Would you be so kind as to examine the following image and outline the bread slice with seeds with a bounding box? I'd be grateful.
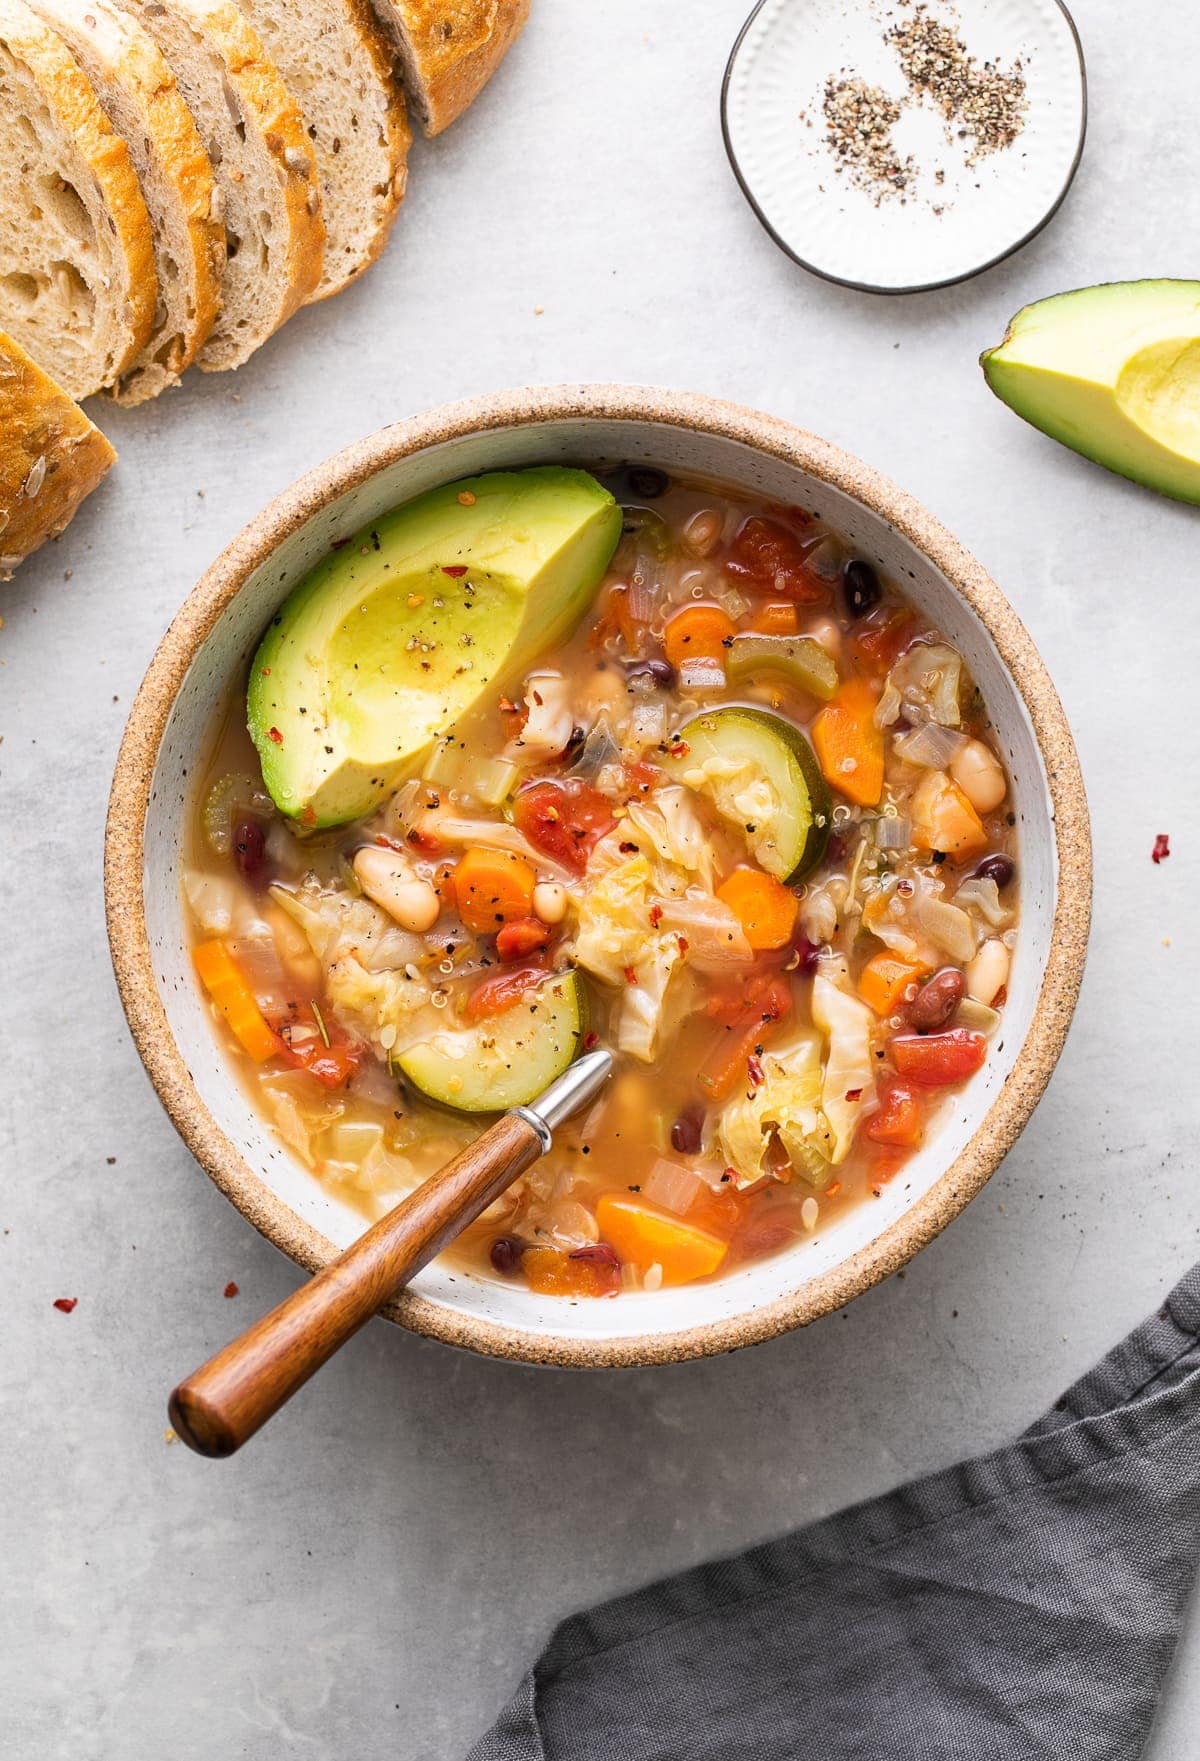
[0,0,156,398]
[0,329,116,579]
[116,0,324,369]
[26,0,223,403]
[370,0,528,136]
[234,0,409,301]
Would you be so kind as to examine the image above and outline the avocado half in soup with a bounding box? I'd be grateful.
[185,466,1019,1299]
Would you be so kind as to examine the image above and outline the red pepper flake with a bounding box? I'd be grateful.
[826,1181,842,1197]
[649,903,664,928]
[1152,833,1171,864]
[845,1087,863,1102]
[676,934,689,956]
[498,696,518,714]
[260,666,271,677]
[301,804,317,828]
[53,1297,77,1314]
[267,726,284,745]
[747,1054,765,1087]
[583,1030,599,1050]
[670,740,690,758]
[223,1281,239,1299]
[623,965,638,986]
[722,1167,737,1182]
[619,840,639,854]
[441,564,468,578]
[531,689,544,707]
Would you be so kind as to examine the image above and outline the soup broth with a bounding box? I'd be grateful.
[184,467,1019,1299]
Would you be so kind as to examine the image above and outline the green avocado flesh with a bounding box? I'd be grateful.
[248,468,622,826]
[982,279,1200,505]
[396,972,586,1112]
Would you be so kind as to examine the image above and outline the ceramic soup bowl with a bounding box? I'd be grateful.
[105,386,1091,1367]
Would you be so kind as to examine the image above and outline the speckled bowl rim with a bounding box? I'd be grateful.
[104,384,1091,1369]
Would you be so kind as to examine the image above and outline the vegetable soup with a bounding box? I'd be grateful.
[184,465,1019,1299]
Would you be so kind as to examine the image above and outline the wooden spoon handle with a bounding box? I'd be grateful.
[169,1111,543,1457]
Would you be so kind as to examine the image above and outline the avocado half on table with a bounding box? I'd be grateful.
[245,465,624,1112]
[982,279,1200,505]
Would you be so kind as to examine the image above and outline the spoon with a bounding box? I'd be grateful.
[169,1048,614,1457]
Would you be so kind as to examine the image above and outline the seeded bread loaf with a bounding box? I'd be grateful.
[0,0,156,398]
[370,0,528,136]
[26,0,223,403]
[0,330,116,578]
[116,0,324,369]
[235,0,409,301]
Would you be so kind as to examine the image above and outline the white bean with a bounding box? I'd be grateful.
[806,616,843,660]
[683,509,723,557]
[965,938,1010,1006]
[951,739,1007,814]
[353,846,440,933]
[532,881,568,925]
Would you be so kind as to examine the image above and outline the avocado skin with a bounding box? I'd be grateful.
[248,467,622,827]
[981,279,1200,506]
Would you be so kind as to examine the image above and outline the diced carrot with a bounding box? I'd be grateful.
[192,940,283,1064]
[752,600,799,635]
[716,867,798,951]
[812,677,885,807]
[495,916,551,962]
[909,770,988,861]
[662,602,736,669]
[858,951,928,1017]
[595,1196,728,1285]
[453,846,536,932]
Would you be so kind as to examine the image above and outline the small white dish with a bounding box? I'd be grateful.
[722,0,1086,293]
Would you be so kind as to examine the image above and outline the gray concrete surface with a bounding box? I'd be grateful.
[3,2,1198,1755]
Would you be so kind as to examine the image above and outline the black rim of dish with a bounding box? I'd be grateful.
[720,0,1089,296]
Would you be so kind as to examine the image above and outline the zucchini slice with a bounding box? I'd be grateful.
[396,972,587,1113]
[667,707,831,881]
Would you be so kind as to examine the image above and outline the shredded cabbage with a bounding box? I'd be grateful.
[272,882,435,1056]
[676,751,787,874]
[573,847,683,1062]
[716,1031,833,1186]
[884,642,966,728]
[811,974,875,1162]
[624,787,715,888]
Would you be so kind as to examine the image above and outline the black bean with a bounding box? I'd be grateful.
[974,853,1015,889]
[233,818,268,887]
[670,1106,705,1155]
[625,657,675,687]
[627,466,669,499]
[842,558,882,620]
[489,1236,525,1276]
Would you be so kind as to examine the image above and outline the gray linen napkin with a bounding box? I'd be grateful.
[469,1262,1200,1761]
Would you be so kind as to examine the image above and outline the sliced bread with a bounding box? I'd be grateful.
[116,0,324,369]
[0,0,156,398]
[234,0,409,301]
[26,0,223,403]
[370,0,528,136]
[0,329,116,578]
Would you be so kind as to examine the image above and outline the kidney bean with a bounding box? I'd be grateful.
[974,852,1015,889]
[625,657,675,687]
[670,1106,705,1154]
[489,1236,525,1276]
[793,936,822,975]
[233,818,268,887]
[842,559,882,619]
[907,967,965,1033]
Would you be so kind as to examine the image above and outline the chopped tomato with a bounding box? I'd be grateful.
[463,963,547,1020]
[277,1016,362,1090]
[624,758,664,795]
[495,916,552,962]
[891,1030,987,1088]
[512,779,615,873]
[864,1078,924,1147]
[724,516,827,602]
[698,974,792,1099]
[852,607,917,676]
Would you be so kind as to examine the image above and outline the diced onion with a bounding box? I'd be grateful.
[644,1157,704,1216]
[719,586,750,620]
[626,572,658,624]
[914,892,977,964]
[679,658,726,693]
[894,721,968,769]
[952,876,1010,928]
[184,871,236,935]
[630,701,667,749]
[873,815,912,851]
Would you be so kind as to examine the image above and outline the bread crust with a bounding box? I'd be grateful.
[304,0,410,301]
[172,0,325,346]
[372,0,528,136]
[27,0,224,401]
[0,330,116,579]
[0,0,156,393]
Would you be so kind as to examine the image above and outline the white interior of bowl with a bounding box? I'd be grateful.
[143,417,1055,1344]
